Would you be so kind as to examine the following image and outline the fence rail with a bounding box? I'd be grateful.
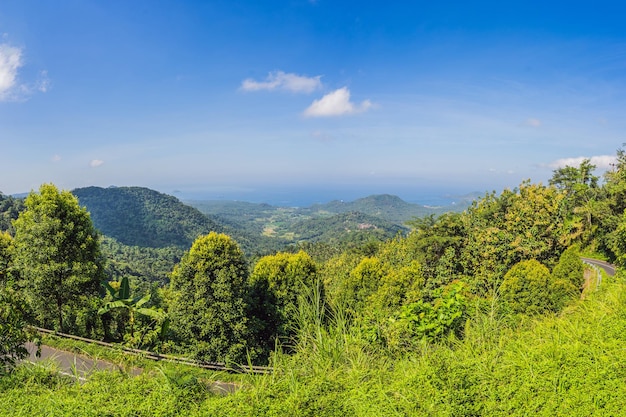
[33,326,273,374]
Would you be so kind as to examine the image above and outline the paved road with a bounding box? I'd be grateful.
[25,342,141,381]
[581,257,616,277]
[24,343,239,394]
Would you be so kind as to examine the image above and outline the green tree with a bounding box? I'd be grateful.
[169,232,254,364]
[249,251,318,346]
[343,256,386,315]
[601,147,626,259]
[0,289,34,374]
[552,246,584,291]
[369,260,423,312]
[461,182,566,295]
[405,212,466,282]
[550,159,605,246]
[603,147,626,216]
[503,181,565,265]
[12,184,104,333]
[608,209,626,267]
[461,189,516,295]
[0,232,12,285]
[500,259,571,315]
[319,251,363,309]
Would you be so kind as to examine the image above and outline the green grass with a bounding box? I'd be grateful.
[3,278,626,416]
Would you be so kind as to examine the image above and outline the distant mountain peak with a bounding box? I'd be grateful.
[355,194,408,204]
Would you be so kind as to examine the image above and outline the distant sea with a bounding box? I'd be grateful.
[174,185,484,208]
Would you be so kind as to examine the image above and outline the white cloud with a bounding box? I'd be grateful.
[51,154,61,162]
[0,41,49,100]
[0,43,23,99]
[523,118,542,127]
[240,71,322,93]
[547,155,616,170]
[303,87,372,117]
[90,159,104,168]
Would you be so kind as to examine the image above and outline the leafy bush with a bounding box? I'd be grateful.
[249,251,319,348]
[388,281,468,348]
[552,246,584,290]
[0,289,32,374]
[500,259,573,315]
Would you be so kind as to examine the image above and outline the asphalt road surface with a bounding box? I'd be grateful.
[24,342,140,381]
[581,257,616,277]
[24,342,239,394]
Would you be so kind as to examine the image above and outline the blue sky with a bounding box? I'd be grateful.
[1,0,625,204]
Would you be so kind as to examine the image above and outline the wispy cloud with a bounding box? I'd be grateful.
[303,87,372,117]
[51,154,62,162]
[90,159,104,168]
[36,70,51,93]
[547,155,616,170]
[0,43,22,100]
[0,41,50,100]
[523,118,542,127]
[240,71,322,93]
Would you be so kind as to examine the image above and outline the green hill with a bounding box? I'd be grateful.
[289,211,405,244]
[72,186,226,249]
[307,193,468,225]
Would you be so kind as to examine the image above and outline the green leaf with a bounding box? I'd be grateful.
[135,293,151,308]
[136,307,164,320]
[119,276,130,300]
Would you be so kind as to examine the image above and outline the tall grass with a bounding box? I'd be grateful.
[3,278,626,416]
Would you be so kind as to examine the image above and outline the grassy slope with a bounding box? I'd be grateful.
[2,277,626,416]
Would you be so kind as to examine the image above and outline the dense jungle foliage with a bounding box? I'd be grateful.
[2,148,626,415]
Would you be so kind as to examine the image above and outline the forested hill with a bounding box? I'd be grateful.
[0,192,24,234]
[289,211,405,245]
[72,186,227,249]
[306,193,471,225]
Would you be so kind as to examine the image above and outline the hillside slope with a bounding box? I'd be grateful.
[72,186,226,249]
[290,211,405,244]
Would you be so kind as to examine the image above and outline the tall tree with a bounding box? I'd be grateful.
[169,232,254,363]
[461,182,566,295]
[0,231,12,285]
[600,147,626,258]
[550,159,604,246]
[604,147,626,216]
[12,184,104,332]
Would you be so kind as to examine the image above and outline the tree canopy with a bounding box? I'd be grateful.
[12,184,104,333]
[169,232,255,363]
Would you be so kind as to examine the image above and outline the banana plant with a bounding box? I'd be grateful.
[98,277,165,338]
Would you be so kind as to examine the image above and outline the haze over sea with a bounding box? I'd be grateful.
[175,184,474,208]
